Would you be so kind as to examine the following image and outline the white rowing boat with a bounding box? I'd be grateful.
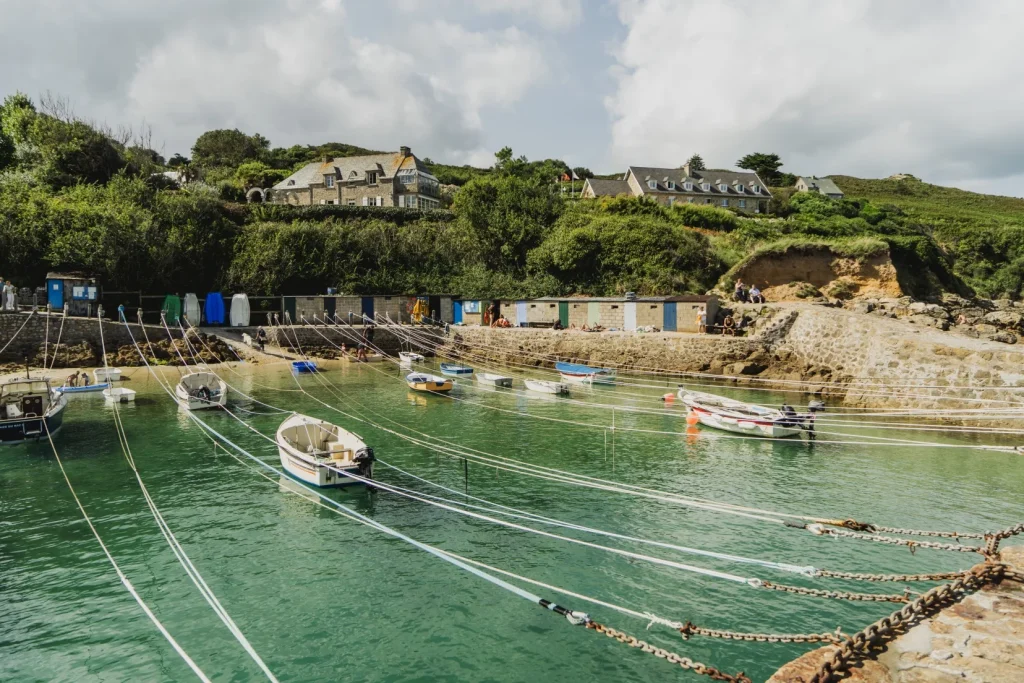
[477,373,513,388]
[103,387,136,404]
[175,371,228,411]
[524,379,569,395]
[678,389,814,438]
[555,362,616,385]
[276,413,374,487]
[398,352,425,363]
[93,367,122,383]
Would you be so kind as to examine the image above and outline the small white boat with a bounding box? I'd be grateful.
[175,371,228,410]
[406,372,453,393]
[183,293,201,324]
[276,413,374,487]
[440,363,473,377]
[229,293,251,327]
[477,373,513,388]
[103,387,136,404]
[524,379,569,395]
[93,367,122,383]
[678,389,813,438]
[399,352,425,363]
[556,362,616,385]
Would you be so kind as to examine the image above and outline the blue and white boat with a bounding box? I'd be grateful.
[440,363,473,377]
[56,382,111,395]
[0,376,67,444]
[292,360,319,374]
[555,361,617,385]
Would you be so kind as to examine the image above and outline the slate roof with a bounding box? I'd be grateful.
[627,166,771,196]
[272,151,432,190]
[582,178,631,197]
[800,176,844,196]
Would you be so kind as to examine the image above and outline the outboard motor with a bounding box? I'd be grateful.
[807,400,826,413]
[355,447,376,481]
[196,385,212,402]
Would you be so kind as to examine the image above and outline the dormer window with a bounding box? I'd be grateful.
[287,179,295,186]
[735,184,744,193]
[647,180,657,190]
[684,181,693,191]
[752,185,761,194]
[701,182,710,191]
[665,180,675,190]
[324,175,335,188]
[349,171,358,179]
[718,183,728,192]
[366,171,377,185]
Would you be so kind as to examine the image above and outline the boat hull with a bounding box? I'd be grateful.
[278,448,364,487]
[554,363,616,385]
[524,379,569,395]
[686,405,804,438]
[0,401,65,444]
[408,379,453,393]
[56,383,111,395]
[175,381,228,411]
[440,364,473,377]
[398,352,424,363]
[93,368,122,382]
[477,374,513,388]
[104,388,136,404]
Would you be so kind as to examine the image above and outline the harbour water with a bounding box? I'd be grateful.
[2,360,1021,682]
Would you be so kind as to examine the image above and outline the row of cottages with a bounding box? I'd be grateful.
[283,294,456,325]
[267,146,442,210]
[581,162,771,213]
[462,296,718,333]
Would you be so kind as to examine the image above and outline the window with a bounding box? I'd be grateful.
[718,183,728,192]
[611,305,619,309]
[686,198,694,203]
[349,171,358,179]
[668,196,675,206]
[377,197,384,207]
[362,197,369,206]
[752,185,761,193]
[706,199,713,204]
[647,180,657,190]
[665,181,675,190]
[735,184,744,193]
[366,172,377,185]
[287,179,295,186]
[684,182,693,191]
[720,199,729,207]
[738,199,746,209]
[347,199,356,206]
[325,175,335,188]
[701,182,710,191]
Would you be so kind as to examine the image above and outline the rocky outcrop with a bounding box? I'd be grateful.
[844,294,1024,344]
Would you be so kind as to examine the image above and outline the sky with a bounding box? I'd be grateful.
[2,0,1024,196]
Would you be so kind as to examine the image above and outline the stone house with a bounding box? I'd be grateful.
[581,164,770,212]
[268,146,441,209]
[579,178,632,199]
[795,176,844,199]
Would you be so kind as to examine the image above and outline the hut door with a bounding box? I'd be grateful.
[558,302,569,328]
[361,297,374,323]
[587,302,600,326]
[453,300,463,324]
[663,302,677,331]
[516,301,528,327]
[324,296,336,321]
[624,302,637,331]
[48,281,64,310]
[284,297,296,324]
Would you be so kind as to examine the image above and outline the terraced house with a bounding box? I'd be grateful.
[581,162,771,213]
[268,146,441,209]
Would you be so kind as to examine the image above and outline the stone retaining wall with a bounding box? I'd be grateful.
[265,324,403,354]
[0,312,185,360]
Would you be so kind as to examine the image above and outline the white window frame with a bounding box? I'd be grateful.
[324,175,335,188]
[735,184,744,193]
[752,185,761,194]
[647,180,657,190]
[668,196,675,206]
[366,171,377,185]
[738,199,746,209]
[362,197,369,206]
[665,181,675,190]
[377,197,384,207]
[701,182,710,191]
[684,182,692,191]
[347,199,356,206]
[718,183,728,192]
[720,198,729,207]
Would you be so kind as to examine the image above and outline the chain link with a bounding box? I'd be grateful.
[810,561,1007,683]
[871,525,985,539]
[815,569,967,583]
[814,526,982,553]
[586,620,751,683]
[678,622,845,644]
[758,580,910,603]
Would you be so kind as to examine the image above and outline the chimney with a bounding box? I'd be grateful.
[682,163,691,178]
[322,154,331,164]
[399,146,411,157]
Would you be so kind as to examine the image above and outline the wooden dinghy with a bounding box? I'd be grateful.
[678,389,817,438]
[524,379,569,395]
[406,372,453,393]
[476,373,513,388]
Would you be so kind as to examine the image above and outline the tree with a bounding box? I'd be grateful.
[167,153,190,168]
[685,154,705,172]
[736,152,783,184]
[0,92,38,169]
[572,167,594,180]
[493,146,529,177]
[191,129,269,169]
[235,161,287,189]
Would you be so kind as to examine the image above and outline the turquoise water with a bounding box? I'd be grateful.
[2,360,1022,682]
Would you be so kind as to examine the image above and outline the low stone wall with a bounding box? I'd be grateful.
[769,546,1024,683]
[264,324,403,355]
[0,311,186,360]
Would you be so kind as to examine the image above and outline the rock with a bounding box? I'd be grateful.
[988,332,1018,344]
[974,324,999,335]
[745,349,770,364]
[726,362,766,375]
[851,302,876,315]
[907,315,949,330]
[993,298,1014,310]
[954,307,986,324]
[983,310,1024,329]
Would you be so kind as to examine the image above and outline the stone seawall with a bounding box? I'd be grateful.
[0,311,186,360]
[265,324,403,354]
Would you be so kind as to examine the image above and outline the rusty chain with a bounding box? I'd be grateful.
[678,622,845,645]
[758,580,911,603]
[586,620,751,683]
[814,569,967,583]
[870,525,984,539]
[811,525,982,553]
[809,561,1012,683]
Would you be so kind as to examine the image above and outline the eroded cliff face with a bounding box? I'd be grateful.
[729,247,903,301]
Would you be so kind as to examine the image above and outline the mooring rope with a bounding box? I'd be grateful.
[0,310,34,358]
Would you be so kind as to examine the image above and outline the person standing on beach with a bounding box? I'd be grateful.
[4,280,15,311]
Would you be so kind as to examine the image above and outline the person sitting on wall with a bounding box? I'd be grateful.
[723,314,736,336]
[749,285,763,304]
[552,319,564,330]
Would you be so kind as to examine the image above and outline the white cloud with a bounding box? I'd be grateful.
[606,0,1024,184]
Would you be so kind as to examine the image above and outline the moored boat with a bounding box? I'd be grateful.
[476,373,513,388]
[524,378,569,395]
[103,387,136,404]
[56,382,110,395]
[406,372,453,393]
[0,377,67,444]
[398,352,424,363]
[555,362,617,385]
[276,413,375,487]
[175,371,228,410]
[440,362,473,377]
[292,360,318,373]
[678,389,814,438]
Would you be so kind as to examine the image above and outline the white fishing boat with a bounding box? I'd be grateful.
[276,413,374,487]
[678,389,815,438]
[398,352,425,363]
[555,362,617,385]
[0,376,67,444]
[476,373,513,388]
[406,372,453,393]
[103,387,136,404]
[93,367,122,383]
[524,378,569,395]
[175,371,228,410]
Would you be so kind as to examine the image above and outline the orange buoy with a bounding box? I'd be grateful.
[686,411,699,426]
[662,393,674,404]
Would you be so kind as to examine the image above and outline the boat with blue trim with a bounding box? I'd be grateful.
[292,360,319,373]
[0,376,67,444]
[440,363,473,377]
[555,361,617,385]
